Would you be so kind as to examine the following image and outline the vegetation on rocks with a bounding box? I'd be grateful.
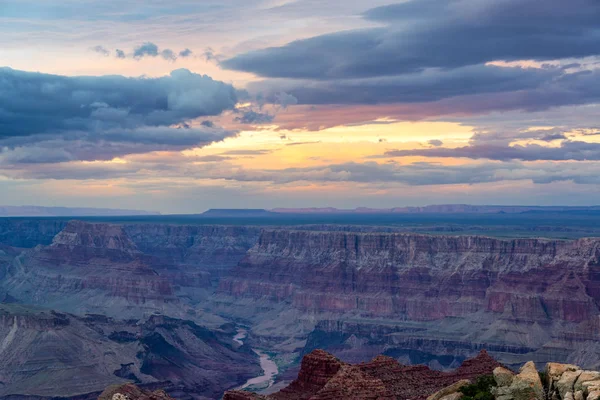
[459,375,497,400]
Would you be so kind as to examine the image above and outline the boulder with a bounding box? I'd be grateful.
[546,363,582,390]
[427,379,470,400]
[583,381,600,395]
[565,392,575,400]
[575,390,585,400]
[588,391,600,400]
[494,367,516,387]
[557,370,583,399]
[494,361,544,400]
[575,372,600,393]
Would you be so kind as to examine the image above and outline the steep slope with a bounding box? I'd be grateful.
[0,304,259,399]
[219,230,600,368]
[223,349,502,400]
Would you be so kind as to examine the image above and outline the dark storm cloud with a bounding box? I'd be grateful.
[0,67,241,165]
[384,141,600,162]
[0,67,238,139]
[224,0,600,80]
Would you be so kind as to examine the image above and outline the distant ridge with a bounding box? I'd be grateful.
[202,209,276,217]
[271,204,600,214]
[0,206,159,217]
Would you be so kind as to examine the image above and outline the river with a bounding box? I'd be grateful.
[234,329,279,391]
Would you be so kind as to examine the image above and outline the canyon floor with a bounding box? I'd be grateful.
[0,212,600,398]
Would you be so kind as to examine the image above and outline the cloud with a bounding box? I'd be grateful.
[272,64,558,104]
[0,125,235,165]
[0,68,241,165]
[92,45,109,56]
[427,140,443,147]
[235,110,274,124]
[0,67,238,139]
[224,0,600,80]
[468,128,570,146]
[221,0,600,118]
[133,42,160,58]
[174,160,600,187]
[108,42,191,61]
[220,149,272,156]
[160,49,177,62]
[179,48,193,58]
[384,140,600,161]
[194,155,232,162]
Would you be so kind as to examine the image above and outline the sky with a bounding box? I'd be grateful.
[2,0,600,213]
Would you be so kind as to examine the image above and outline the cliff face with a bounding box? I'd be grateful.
[123,224,261,286]
[221,230,600,321]
[219,230,600,368]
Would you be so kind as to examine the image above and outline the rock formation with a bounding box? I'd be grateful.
[543,362,600,400]
[492,361,544,400]
[224,349,502,400]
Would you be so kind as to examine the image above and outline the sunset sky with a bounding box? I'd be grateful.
[2,0,600,213]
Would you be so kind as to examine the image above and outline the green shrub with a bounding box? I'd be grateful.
[460,375,497,400]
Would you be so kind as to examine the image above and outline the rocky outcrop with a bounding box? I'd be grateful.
[220,230,600,368]
[98,384,174,400]
[225,349,502,400]
[544,363,600,400]
[491,361,600,400]
[493,361,544,400]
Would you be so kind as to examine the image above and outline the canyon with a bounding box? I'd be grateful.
[0,218,600,398]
